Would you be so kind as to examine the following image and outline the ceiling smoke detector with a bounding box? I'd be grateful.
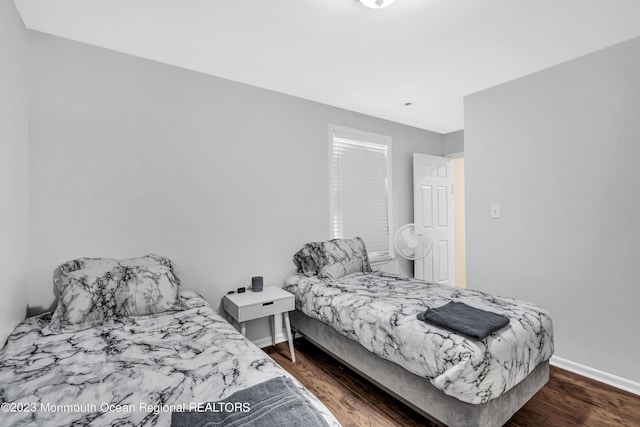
[358,0,396,9]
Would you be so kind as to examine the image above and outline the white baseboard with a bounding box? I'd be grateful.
[550,356,640,396]
[253,333,287,349]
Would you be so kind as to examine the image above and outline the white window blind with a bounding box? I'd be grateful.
[329,126,392,262]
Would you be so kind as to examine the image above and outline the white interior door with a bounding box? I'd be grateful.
[413,153,454,285]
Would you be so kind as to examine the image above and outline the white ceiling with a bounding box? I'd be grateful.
[14,0,640,133]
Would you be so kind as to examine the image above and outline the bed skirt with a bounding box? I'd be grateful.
[290,310,549,427]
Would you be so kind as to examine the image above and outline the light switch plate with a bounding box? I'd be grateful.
[490,204,501,218]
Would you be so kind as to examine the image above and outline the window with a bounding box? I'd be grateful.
[329,125,393,263]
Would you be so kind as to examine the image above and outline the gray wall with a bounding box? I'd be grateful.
[28,32,443,341]
[465,36,640,383]
[443,130,464,156]
[0,0,29,344]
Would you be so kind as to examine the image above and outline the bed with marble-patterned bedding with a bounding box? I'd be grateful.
[285,271,553,404]
[286,238,554,426]
[0,255,339,427]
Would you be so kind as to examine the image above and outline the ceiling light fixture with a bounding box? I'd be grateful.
[358,0,395,9]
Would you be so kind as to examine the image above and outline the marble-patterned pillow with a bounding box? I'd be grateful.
[47,254,183,334]
[307,237,373,280]
[55,254,181,291]
[54,257,120,292]
[118,265,183,316]
[45,268,125,334]
[120,254,181,286]
[292,247,319,276]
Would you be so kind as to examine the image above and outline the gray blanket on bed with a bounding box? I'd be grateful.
[171,376,330,427]
[417,301,510,340]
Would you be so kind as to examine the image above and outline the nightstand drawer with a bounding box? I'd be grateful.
[234,297,294,322]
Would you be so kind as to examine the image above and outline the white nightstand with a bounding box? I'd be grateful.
[222,286,296,363]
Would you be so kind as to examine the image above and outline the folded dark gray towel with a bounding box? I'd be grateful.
[417,301,510,340]
[171,376,330,427]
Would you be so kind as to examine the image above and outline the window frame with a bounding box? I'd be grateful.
[328,124,394,264]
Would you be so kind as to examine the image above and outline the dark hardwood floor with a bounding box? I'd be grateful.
[264,338,640,427]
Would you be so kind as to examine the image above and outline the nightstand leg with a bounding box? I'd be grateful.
[240,322,247,336]
[271,315,276,346]
[283,312,295,363]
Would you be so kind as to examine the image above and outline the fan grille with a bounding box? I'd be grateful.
[393,224,433,260]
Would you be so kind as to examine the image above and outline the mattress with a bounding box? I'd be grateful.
[0,290,339,427]
[284,271,554,404]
